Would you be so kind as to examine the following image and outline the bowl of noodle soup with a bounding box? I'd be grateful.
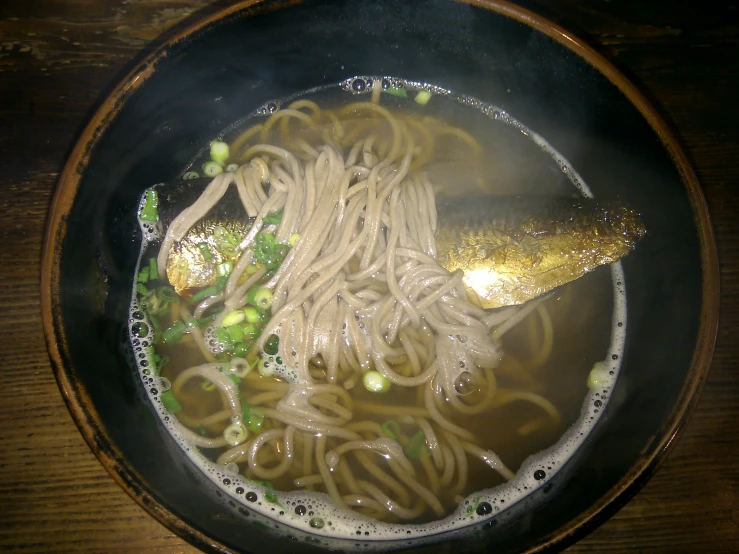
[41,1,718,552]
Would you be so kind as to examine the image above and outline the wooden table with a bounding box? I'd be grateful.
[1,1,737,552]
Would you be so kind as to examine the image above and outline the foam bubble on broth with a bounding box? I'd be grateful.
[128,77,627,543]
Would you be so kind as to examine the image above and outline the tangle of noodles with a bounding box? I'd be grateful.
[152,99,564,524]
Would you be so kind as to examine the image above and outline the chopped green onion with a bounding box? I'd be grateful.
[227,373,241,386]
[216,261,233,277]
[162,320,186,344]
[414,90,433,105]
[142,294,167,317]
[216,327,233,346]
[222,309,246,327]
[149,257,158,279]
[136,283,152,297]
[156,286,178,303]
[137,267,150,283]
[254,288,273,310]
[289,233,300,247]
[154,355,169,375]
[160,390,181,413]
[404,431,426,459]
[243,306,260,324]
[258,357,274,377]
[219,245,239,258]
[264,491,280,505]
[201,380,216,391]
[139,189,159,222]
[210,141,230,163]
[197,243,212,261]
[263,209,284,225]
[253,479,273,489]
[190,276,228,304]
[227,324,244,343]
[223,422,248,446]
[381,420,402,440]
[195,425,209,436]
[225,231,241,246]
[225,163,239,172]
[257,232,277,246]
[466,497,481,515]
[263,334,279,355]
[183,171,200,180]
[248,407,265,431]
[194,313,217,327]
[385,87,407,98]
[253,232,283,268]
[203,160,223,177]
[588,362,611,389]
[363,371,391,393]
[241,323,257,340]
[233,342,251,357]
[255,306,270,323]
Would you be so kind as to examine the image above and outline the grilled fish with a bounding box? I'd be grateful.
[166,218,251,297]
[156,178,253,298]
[435,195,645,309]
[160,175,644,307]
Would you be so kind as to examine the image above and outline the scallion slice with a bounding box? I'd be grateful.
[197,242,212,261]
[404,431,426,459]
[381,420,402,440]
[216,261,233,277]
[160,390,181,413]
[203,160,223,177]
[223,422,248,446]
[385,87,407,98]
[414,90,433,105]
[156,286,178,303]
[210,140,230,163]
[139,190,159,222]
[243,306,260,324]
[136,283,152,297]
[263,209,284,225]
[162,320,186,344]
[248,407,265,431]
[363,371,391,393]
[254,287,273,310]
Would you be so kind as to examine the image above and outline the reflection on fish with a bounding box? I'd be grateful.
[435,195,645,309]
[166,218,251,297]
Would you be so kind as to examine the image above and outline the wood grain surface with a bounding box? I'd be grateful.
[1,1,737,552]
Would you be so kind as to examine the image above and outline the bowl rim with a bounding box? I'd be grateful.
[40,0,720,552]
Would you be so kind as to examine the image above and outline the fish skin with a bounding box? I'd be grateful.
[166,218,251,297]
[156,178,253,297]
[435,196,645,309]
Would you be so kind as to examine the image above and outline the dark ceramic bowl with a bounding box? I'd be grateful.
[41,0,719,552]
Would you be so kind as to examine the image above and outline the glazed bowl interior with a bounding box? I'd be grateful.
[42,0,717,553]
